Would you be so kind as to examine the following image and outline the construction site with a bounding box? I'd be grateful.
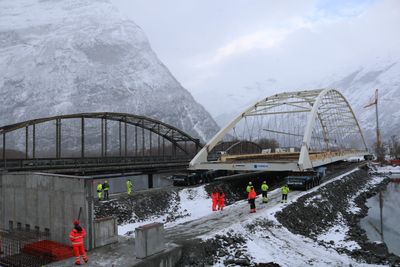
[0,90,399,266]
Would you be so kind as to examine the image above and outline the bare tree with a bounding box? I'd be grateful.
[375,141,386,162]
[388,135,400,159]
[257,138,279,151]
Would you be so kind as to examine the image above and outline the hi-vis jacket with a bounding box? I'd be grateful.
[69,227,86,246]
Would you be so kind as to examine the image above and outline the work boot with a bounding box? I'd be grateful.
[75,262,81,265]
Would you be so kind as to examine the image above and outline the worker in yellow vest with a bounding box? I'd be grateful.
[97,182,103,201]
[281,184,289,203]
[126,179,133,195]
[261,181,269,203]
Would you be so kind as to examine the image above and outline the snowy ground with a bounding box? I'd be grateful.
[118,185,213,236]
[372,165,400,174]
[117,167,392,266]
[206,170,387,267]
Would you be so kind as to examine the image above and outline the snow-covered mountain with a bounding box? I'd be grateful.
[213,58,400,147]
[0,0,219,143]
[325,59,400,145]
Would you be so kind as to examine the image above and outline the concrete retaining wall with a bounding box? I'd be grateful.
[133,243,182,267]
[92,174,173,195]
[0,172,90,247]
[135,223,165,259]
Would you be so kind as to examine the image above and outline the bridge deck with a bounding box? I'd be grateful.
[192,150,367,172]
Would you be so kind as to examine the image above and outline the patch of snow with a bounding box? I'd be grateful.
[317,215,361,251]
[347,174,386,214]
[375,165,400,174]
[118,185,213,236]
[304,194,322,206]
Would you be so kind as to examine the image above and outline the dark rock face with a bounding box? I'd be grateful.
[0,0,219,147]
[276,168,400,265]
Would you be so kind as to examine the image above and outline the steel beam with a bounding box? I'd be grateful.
[124,120,127,157]
[101,118,104,157]
[32,124,36,159]
[25,126,28,159]
[81,117,85,158]
[2,133,5,164]
[142,120,145,156]
[119,120,122,157]
[104,118,108,157]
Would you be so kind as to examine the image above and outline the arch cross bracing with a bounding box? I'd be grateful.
[0,112,202,161]
[190,89,368,172]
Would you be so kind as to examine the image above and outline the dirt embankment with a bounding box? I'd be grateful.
[94,173,283,226]
[94,188,181,226]
[276,168,400,266]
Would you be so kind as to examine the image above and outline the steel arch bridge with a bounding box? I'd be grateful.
[0,112,202,171]
[190,89,368,172]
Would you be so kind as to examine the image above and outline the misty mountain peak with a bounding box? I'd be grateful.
[0,0,219,142]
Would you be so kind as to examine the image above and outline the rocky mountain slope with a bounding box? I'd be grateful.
[0,0,219,143]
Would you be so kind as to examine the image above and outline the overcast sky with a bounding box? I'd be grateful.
[111,0,400,119]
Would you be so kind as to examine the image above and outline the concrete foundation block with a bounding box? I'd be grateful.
[94,216,118,248]
[135,222,165,259]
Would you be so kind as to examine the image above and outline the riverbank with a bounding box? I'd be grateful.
[276,167,400,266]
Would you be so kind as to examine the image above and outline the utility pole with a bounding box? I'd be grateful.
[364,89,383,161]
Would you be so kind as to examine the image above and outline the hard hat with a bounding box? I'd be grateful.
[73,220,80,225]
[263,181,266,183]
[105,180,108,183]
[249,182,252,185]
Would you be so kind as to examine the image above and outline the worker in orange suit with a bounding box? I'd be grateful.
[211,190,219,211]
[248,186,257,213]
[218,190,225,211]
[69,220,88,265]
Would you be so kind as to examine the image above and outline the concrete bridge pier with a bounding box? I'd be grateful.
[148,173,153,189]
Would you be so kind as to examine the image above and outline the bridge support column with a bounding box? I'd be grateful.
[2,133,5,168]
[148,173,153,189]
[25,126,28,159]
[32,124,36,159]
[81,117,85,158]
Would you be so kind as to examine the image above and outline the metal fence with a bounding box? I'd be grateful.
[0,228,52,267]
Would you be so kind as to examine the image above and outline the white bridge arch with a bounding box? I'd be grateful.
[190,89,368,172]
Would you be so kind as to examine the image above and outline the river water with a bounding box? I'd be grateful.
[359,173,400,256]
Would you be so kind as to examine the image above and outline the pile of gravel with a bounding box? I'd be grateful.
[276,168,400,265]
[175,231,251,267]
[94,188,181,225]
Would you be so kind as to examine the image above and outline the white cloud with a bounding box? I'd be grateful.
[111,0,400,119]
[196,29,289,68]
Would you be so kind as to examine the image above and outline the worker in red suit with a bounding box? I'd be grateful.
[248,186,257,213]
[211,190,219,211]
[69,220,88,265]
[218,190,225,211]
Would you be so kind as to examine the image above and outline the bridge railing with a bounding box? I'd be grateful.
[0,155,194,170]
